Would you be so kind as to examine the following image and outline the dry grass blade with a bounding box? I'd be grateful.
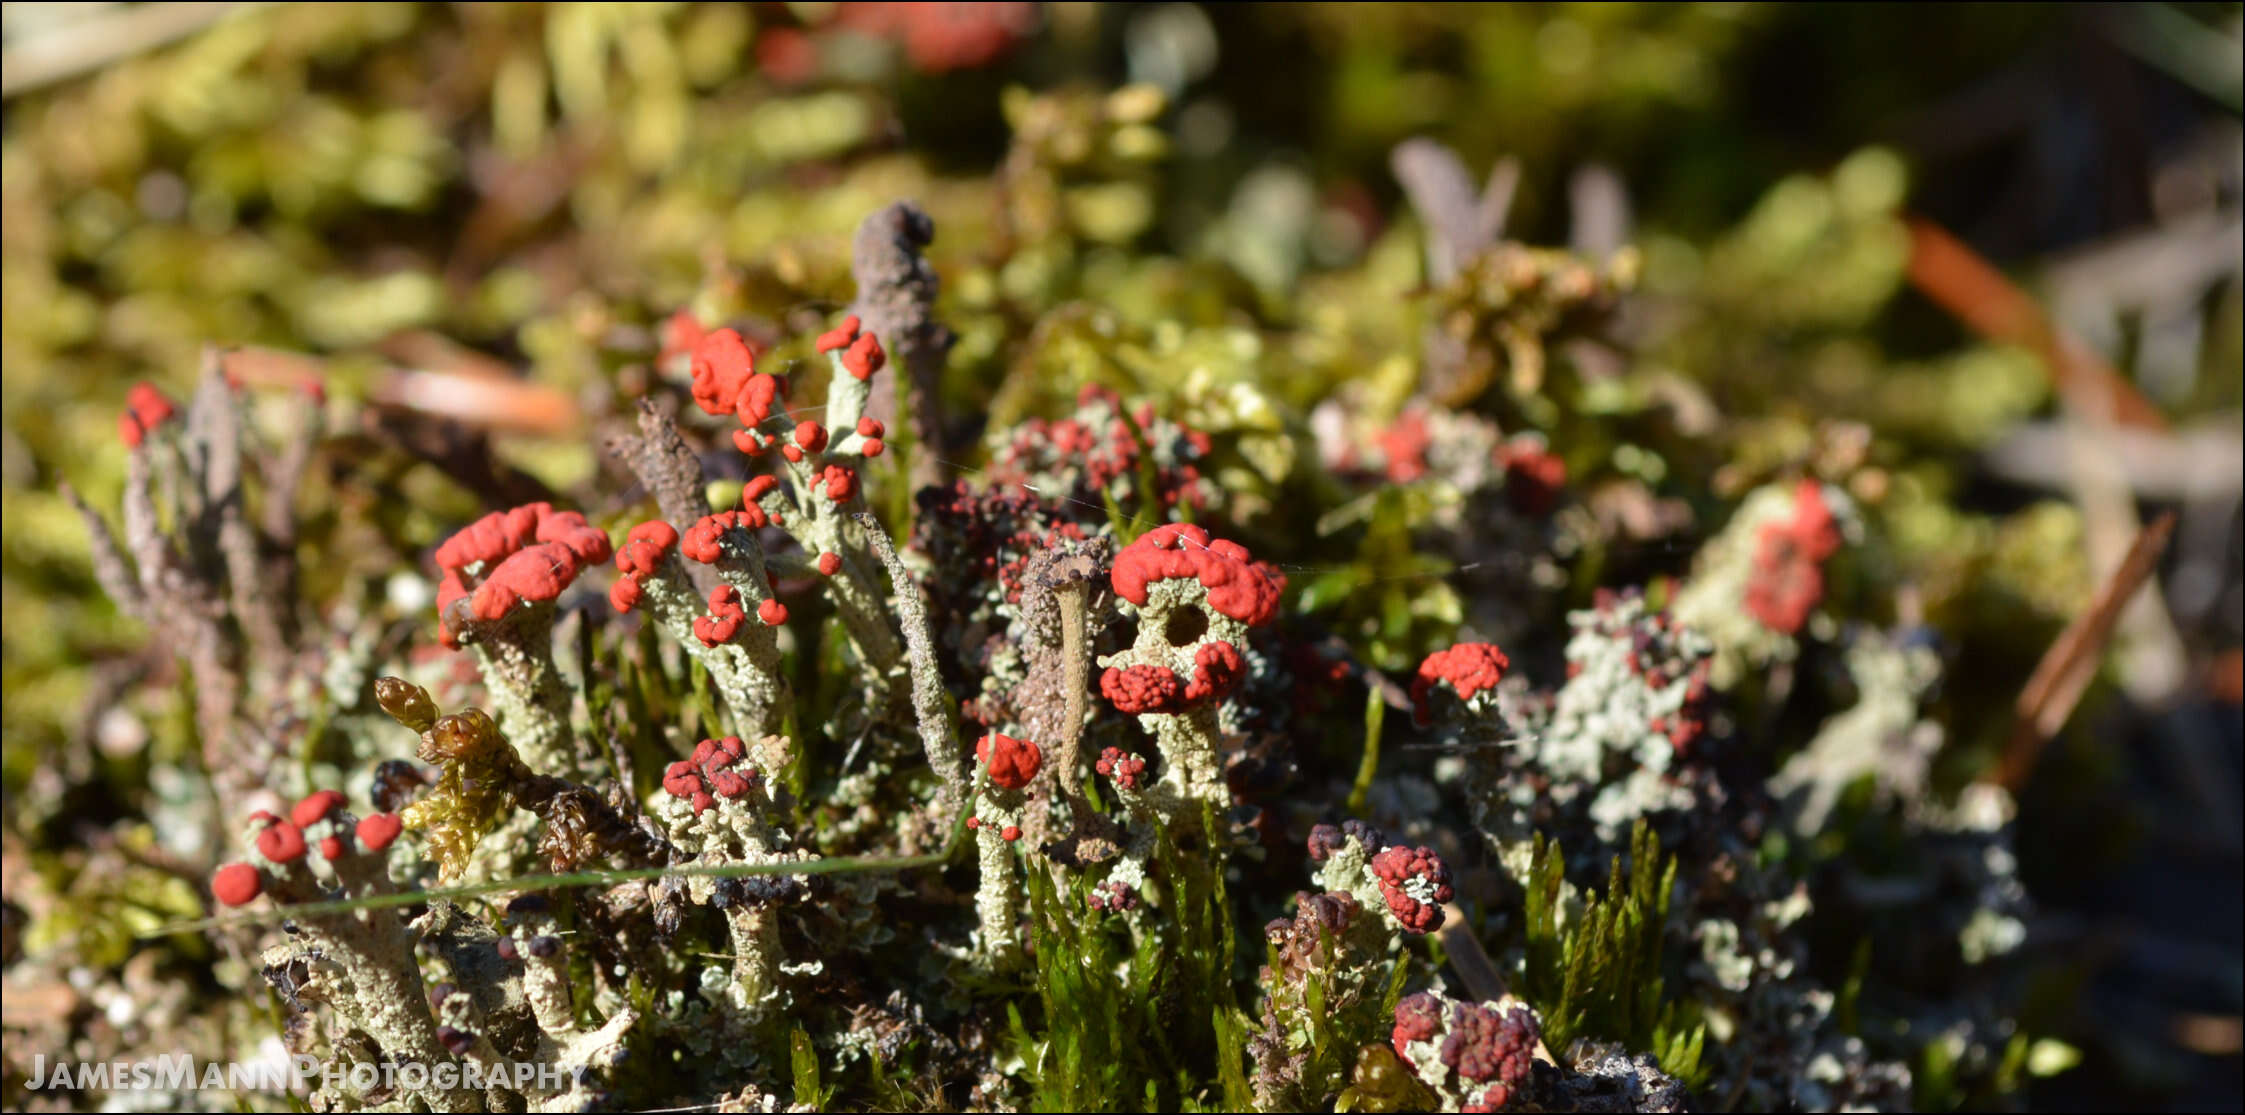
[1994,510,2178,791]
[370,368,581,435]
[1,2,261,98]
[1904,216,2168,431]
[225,344,582,435]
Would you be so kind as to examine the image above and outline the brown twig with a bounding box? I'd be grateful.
[1903,216,2167,431]
[847,202,956,493]
[1993,510,2177,791]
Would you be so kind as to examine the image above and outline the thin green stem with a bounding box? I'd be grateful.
[138,805,972,941]
[1346,684,1385,815]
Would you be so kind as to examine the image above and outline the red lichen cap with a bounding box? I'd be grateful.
[794,421,829,453]
[532,509,613,566]
[1111,524,1286,627]
[609,576,644,612]
[212,862,263,907]
[291,789,347,828]
[734,371,785,431]
[624,519,680,560]
[611,519,681,614]
[127,382,176,426]
[820,464,859,503]
[1095,746,1147,791]
[119,382,179,447]
[1379,409,1431,484]
[1496,437,1567,517]
[681,516,727,564]
[681,509,770,564]
[662,736,761,813]
[660,309,708,363]
[1100,663,1184,715]
[757,597,789,626]
[1392,991,1443,1057]
[433,503,611,639]
[816,552,842,577]
[256,821,309,864]
[841,332,886,380]
[434,503,545,573]
[1183,640,1248,703]
[1442,1002,1538,1096]
[856,417,884,439]
[815,314,861,354]
[469,542,585,621]
[1410,642,1511,726]
[1369,844,1453,934]
[356,812,404,852]
[974,732,1043,790]
[694,585,748,646]
[1745,480,1844,635]
[690,328,758,417]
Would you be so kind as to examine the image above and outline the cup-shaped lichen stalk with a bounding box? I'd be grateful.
[610,514,794,737]
[211,791,478,1112]
[690,321,905,709]
[651,734,810,1023]
[432,502,612,779]
[1096,524,1285,835]
[965,731,1042,967]
[496,894,639,1092]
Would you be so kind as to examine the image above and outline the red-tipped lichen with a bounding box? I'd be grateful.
[119,382,178,447]
[1411,642,1511,726]
[975,732,1042,790]
[1496,436,1566,517]
[841,332,886,380]
[1095,746,1147,791]
[356,812,404,851]
[1368,844,1452,933]
[1183,640,1248,703]
[433,503,611,644]
[611,519,681,613]
[291,789,347,828]
[1101,663,1184,715]
[690,328,759,417]
[1745,479,1844,635]
[661,736,763,814]
[256,821,308,863]
[212,861,262,907]
[815,314,861,353]
[1111,523,1285,627]
[695,585,748,646]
